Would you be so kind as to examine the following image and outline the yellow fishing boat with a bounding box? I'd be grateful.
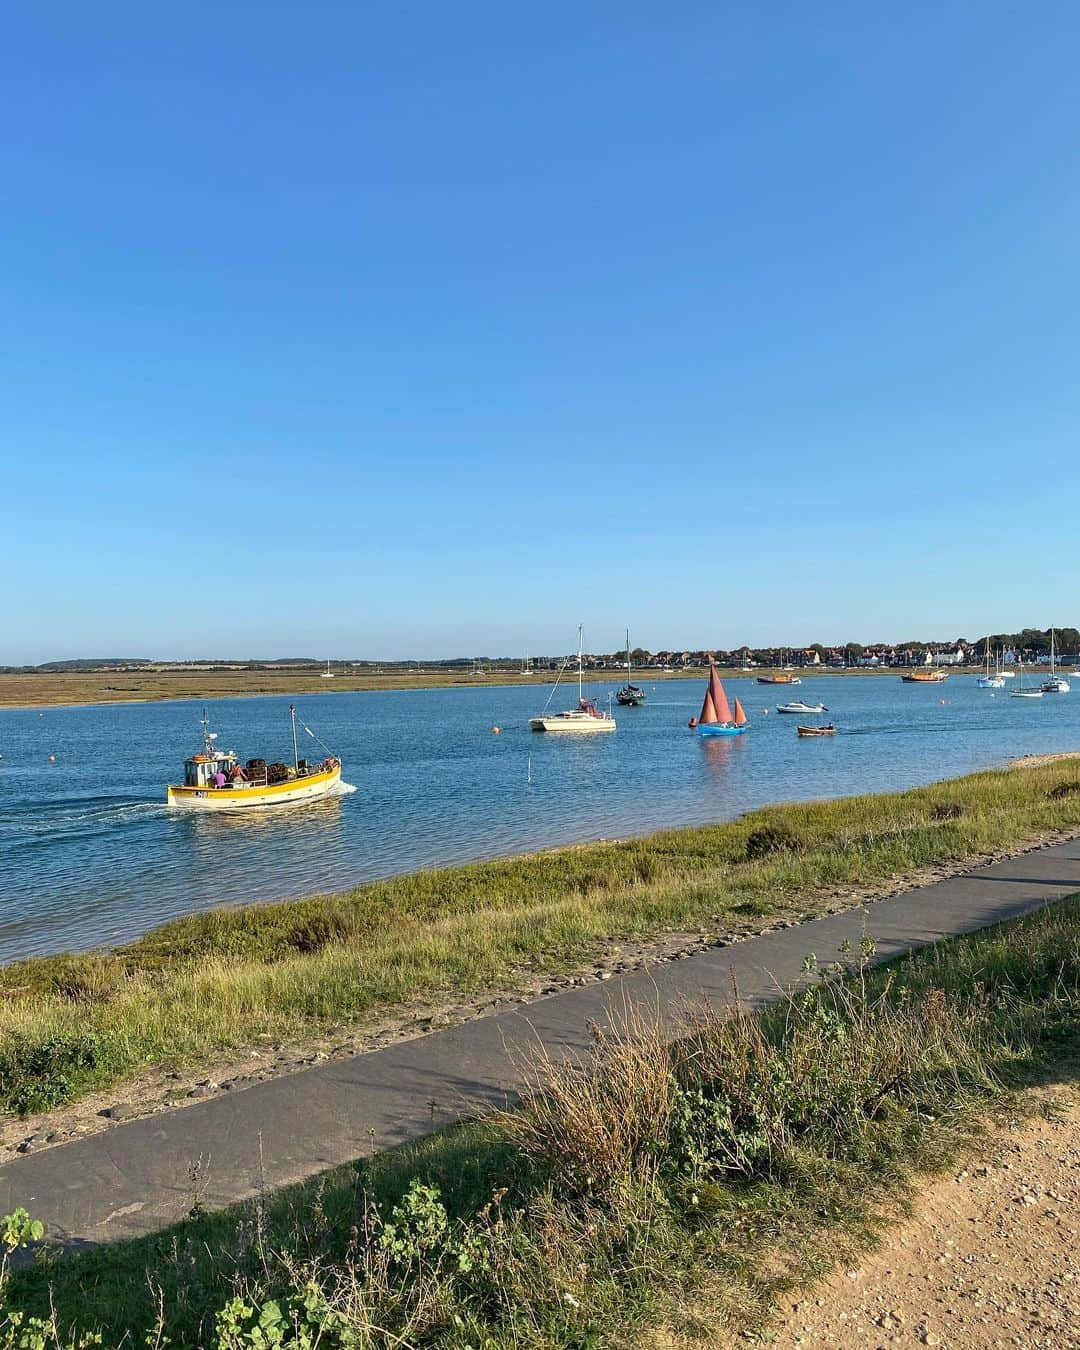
[166,705,342,810]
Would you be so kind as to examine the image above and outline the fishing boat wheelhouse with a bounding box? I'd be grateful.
[166,706,342,809]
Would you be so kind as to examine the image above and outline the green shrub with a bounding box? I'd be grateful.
[744,824,801,859]
[0,1034,104,1116]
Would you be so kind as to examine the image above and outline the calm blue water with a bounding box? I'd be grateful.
[1,675,1079,962]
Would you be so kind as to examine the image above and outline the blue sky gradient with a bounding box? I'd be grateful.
[5,3,1079,661]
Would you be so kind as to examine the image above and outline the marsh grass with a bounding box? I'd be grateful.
[3,896,1079,1347]
[2,762,1080,1118]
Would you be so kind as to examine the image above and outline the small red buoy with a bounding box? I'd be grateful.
[688,716,698,729]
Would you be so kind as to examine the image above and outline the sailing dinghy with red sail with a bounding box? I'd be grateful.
[692,667,749,737]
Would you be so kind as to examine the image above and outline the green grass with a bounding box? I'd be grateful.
[2,760,1080,1119]
[2,893,1078,1347]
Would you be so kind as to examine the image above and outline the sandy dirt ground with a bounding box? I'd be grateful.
[769,1080,1080,1349]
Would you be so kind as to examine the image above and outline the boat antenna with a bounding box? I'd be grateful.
[201,707,214,756]
[290,703,299,772]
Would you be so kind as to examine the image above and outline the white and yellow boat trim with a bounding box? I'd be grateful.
[166,705,344,811]
[167,761,341,810]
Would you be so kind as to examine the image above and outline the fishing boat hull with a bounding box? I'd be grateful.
[796,725,837,737]
[697,723,747,737]
[757,675,800,685]
[167,763,342,810]
[901,673,948,683]
[529,713,616,733]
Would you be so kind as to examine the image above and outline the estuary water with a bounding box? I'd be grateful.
[2,674,1079,962]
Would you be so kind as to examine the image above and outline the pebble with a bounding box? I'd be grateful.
[99,1103,137,1121]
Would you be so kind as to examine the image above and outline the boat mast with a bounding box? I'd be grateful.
[578,624,584,704]
[289,703,299,771]
[626,627,632,685]
[201,707,214,756]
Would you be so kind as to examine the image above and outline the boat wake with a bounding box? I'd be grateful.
[1,798,167,848]
[334,780,358,796]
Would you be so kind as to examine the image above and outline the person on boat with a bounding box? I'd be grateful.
[212,769,227,788]
[230,763,247,784]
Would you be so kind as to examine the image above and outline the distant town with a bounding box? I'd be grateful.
[7,627,1079,675]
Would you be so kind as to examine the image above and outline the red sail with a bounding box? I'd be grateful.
[699,687,718,724]
[733,696,747,726]
[709,668,733,724]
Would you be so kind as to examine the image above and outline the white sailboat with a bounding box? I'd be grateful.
[321,659,335,679]
[1040,628,1070,694]
[976,640,1004,689]
[529,626,616,733]
[1010,652,1044,699]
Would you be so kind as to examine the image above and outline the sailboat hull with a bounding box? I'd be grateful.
[529,712,616,732]
[697,723,747,737]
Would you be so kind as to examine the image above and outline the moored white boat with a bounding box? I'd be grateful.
[1010,654,1043,699]
[976,639,1005,688]
[167,706,343,809]
[1040,628,1070,694]
[776,700,827,714]
[530,626,616,733]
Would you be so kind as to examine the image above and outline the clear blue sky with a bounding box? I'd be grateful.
[5,3,1079,662]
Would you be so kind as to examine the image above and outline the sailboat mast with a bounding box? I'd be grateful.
[626,627,631,683]
[290,703,299,772]
[578,624,584,703]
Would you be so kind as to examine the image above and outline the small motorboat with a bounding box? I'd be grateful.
[757,673,801,685]
[796,724,837,737]
[776,700,828,714]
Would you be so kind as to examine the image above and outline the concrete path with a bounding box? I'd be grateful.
[3,837,1080,1246]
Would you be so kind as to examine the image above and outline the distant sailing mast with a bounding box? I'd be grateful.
[693,666,749,736]
[1041,627,1070,694]
[616,627,646,706]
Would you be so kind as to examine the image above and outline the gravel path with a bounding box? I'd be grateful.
[770,1080,1080,1348]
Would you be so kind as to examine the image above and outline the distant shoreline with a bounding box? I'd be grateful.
[0,664,977,711]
